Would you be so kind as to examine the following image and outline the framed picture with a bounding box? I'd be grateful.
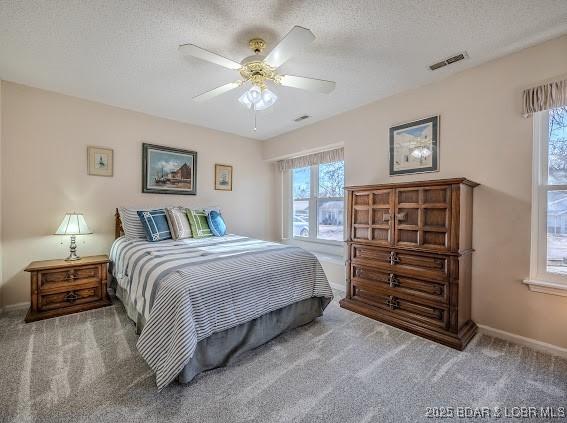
[142,143,197,195]
[215,164,233,191]
[87,146,113,177]
[389,116,439,176]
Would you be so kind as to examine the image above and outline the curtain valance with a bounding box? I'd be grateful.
[277,147,344,172]
[522,78,567,116]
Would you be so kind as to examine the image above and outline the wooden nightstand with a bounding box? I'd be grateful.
[24,255,112,323]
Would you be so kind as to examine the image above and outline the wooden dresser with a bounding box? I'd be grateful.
[25,255,111,322]
[339,178,478,350]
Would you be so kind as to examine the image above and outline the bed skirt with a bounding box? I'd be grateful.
[111,278,325,384]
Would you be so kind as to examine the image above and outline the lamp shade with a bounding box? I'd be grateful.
[55,213,92,235]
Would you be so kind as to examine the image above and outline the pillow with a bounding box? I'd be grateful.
[207,210,227,236]
[165,207,193,240]
[118,207,147,239]
[186,209,213,238]
[137,209,172,242]
[203,207,221,215]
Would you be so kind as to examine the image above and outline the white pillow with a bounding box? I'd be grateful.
[165,207,193,240]
[118,207,151,240]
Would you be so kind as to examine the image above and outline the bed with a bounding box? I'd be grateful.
[109,210,333,390]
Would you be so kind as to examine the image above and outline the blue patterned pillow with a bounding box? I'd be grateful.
[137,209,172,242]
[207,210,226,236]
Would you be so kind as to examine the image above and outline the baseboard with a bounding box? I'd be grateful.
[478,324,567,359]
[1,301,30,314]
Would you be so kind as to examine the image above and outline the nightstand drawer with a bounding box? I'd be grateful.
[38,286,102,311]
[39,265,100,292]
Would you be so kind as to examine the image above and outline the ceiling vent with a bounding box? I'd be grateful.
[294,115,311,122]
[429,52,468,71]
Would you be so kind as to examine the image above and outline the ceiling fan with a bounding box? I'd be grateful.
[178,26,336,115]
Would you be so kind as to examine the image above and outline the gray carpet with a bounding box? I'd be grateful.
[1,294,566,423]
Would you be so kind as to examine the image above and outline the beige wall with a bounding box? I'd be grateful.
[1,82,277,307]
[263,35,567,349]
[0,81,3,308]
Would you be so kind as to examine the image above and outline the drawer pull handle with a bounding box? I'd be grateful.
[388,273,400,288]
[396,212,407,222]
[388,251,400,265]
[65,271,77,281]
[64,291,80,302]
[355,268,363,277]
[385,295,399,310]
[382,213,391,222]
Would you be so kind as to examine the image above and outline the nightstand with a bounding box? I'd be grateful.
[24,255,112,322]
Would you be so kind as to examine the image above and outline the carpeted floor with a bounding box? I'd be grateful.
[1,293,566,423]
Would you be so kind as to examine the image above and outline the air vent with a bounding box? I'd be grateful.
[294,115,311,122]
[429,52,468,71]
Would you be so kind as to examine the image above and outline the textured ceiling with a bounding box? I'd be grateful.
[1,0,567,140]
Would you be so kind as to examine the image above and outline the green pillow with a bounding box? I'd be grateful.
[186,209,213,238]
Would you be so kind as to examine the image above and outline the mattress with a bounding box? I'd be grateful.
[109,235,333,389]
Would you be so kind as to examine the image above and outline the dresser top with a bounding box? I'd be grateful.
[345,177,479,191]
[25,255,109,272]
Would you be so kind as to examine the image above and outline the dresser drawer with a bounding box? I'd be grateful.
[351,284,449,330]
[38,286,102,311]
[39,265,101,292]
[351,264,448,305]
[351,244,449,282]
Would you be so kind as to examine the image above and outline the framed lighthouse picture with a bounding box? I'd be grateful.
[215,164,233,191]
[142,143,197,195]
[87,146,113,177]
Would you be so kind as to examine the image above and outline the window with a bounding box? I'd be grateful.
[529,106,567,291]
[292,161,344,242]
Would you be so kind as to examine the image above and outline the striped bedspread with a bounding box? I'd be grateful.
[109,235,333,390]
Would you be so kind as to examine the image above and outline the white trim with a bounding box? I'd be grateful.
[286,237,344,258]
[523,278,567,297]
[289,162,345,245]
[478,324,567,359]
[528,109,567,288]
[1,301,30,314]
[291,236,343,247]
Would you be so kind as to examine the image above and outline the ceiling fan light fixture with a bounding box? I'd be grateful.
[238,86,278,111]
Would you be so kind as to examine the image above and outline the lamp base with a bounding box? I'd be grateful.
[65,252,81,261]
[65,235,81,261]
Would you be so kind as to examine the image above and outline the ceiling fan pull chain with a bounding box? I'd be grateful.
[253,106,257,132]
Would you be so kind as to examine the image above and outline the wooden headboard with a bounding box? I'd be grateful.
[115,208,124,239]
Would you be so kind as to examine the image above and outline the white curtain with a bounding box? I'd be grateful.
[277,147,344,172]
[522,78,567,117]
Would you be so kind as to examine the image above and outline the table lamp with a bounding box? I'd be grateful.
[55,212,92,261]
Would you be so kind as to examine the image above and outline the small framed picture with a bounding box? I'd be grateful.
[389,116,439,176]
[87,146,113,177]
[215,164,233,191]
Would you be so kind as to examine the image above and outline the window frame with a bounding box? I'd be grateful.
[526,109,567,294]
[290,162,345,246]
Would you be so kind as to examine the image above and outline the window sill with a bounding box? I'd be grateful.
[522,279,567,297]
[291,236,343,247]
[284,237,344,257]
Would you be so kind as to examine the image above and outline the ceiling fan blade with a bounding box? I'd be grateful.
[179,44,241,70]
[193,81,242,102]
[280,75,336,94]
[264,26,315,68]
